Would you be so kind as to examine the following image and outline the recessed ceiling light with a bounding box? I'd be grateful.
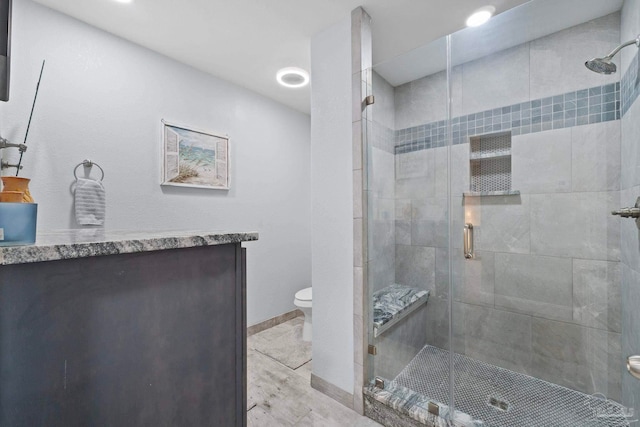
[466,6,495,27]
[113,0,133,4]
[276,67,309,88]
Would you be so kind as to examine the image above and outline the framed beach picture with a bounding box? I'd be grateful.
[161,120,230,190]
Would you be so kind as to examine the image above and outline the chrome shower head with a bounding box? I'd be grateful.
[585,57,617,74]
[585,35,640,74]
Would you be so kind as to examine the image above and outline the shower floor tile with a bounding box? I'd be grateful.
[392,345,631,427]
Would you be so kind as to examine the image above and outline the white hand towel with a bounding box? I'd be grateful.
[74,177,106,226]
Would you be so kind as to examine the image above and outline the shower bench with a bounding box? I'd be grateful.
[373,284,430,337]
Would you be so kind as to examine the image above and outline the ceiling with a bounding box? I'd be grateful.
[375,0,624,86]
[32,0,529,114]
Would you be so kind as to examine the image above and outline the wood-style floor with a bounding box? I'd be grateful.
[247,317,382,426]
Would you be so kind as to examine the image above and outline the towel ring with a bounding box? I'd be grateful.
[73,159,105,181]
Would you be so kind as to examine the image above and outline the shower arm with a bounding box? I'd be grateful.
[603,35,640,60]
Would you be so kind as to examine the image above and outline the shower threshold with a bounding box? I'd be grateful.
[366,345,631,427]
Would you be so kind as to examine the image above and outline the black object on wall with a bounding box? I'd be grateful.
[0,0,10,101]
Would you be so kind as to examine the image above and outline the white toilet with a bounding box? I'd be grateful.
[294,287,312,342]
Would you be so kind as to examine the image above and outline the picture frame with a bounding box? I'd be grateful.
[161,120,230,190]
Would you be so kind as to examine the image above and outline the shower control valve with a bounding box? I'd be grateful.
[612,197,640,218]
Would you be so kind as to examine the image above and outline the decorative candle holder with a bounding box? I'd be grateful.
[1,176,34,202]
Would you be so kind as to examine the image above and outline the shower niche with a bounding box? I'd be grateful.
[465,131,520,197]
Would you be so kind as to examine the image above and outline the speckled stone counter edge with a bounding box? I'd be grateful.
[0,231,258,265]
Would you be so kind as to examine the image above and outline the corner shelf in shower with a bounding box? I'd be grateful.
[373,284,429,338]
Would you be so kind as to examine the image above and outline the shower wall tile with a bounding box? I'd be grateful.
[529,13,620,100]
[395,199,412,247]
[463,304,532,375]
[354,266,364,320]
[621,97,640,189]
[530,192,620,261]
[622,264,640,411]
[450,196,466,251]
[607,331,622,403]
[352,71,365,123]
[450,144,470,196]
[395,244,435,291]
[372,71,396,130]
[620,186,640,273]
[394,71,448,130]
[395,176,432,203]
[354,218,364,268]
[462,191,481,220]
[572,259,621,333]
[475,194,530,254]
[494,253,573,322]
[374,305,428,380]
[450,66,464,120]
[395,221,411,246]
[411,198,448,248]
[434,248,450,300]
[371,121,396,154]
[353,121,362,171]
[370,220,394,262]
[571,120,621,192]
[395,199,412,221]
[452,250,495,308]
[369,251,395,294]
[621,0,640,75]
[393,83,413,130]
[621,0,640,121]
[434,147,449,198]
[424,297,466,353]
[395,149,435,195]
[371,148,395,199]
[511,128,572,194]
[353,170,363,219]
[530,318,618,397]
[461,44,530,116]
[371,198,394,221]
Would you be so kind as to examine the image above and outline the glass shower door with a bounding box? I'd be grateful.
[448,1,630,425]
[366,35,454,418]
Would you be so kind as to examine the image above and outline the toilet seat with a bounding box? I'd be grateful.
[295,287,312,302]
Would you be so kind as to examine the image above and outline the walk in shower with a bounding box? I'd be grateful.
[364,0,640,425]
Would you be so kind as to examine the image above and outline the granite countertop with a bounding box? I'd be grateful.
[0,229,258,266]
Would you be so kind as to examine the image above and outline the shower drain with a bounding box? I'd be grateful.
[487,396,510,412]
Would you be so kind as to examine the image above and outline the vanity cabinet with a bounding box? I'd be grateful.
[0,231,256,427]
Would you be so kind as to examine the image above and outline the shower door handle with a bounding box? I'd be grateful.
[464,223,474,259]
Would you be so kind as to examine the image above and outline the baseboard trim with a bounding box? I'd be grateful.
[247,309,302,336]
[311,373,354,410]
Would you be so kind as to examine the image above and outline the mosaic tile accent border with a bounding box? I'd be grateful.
[395,83,620,155]
[621,49,640,116]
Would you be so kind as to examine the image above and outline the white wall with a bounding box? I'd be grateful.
[0,0,312,327]
[310,16,354,393]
